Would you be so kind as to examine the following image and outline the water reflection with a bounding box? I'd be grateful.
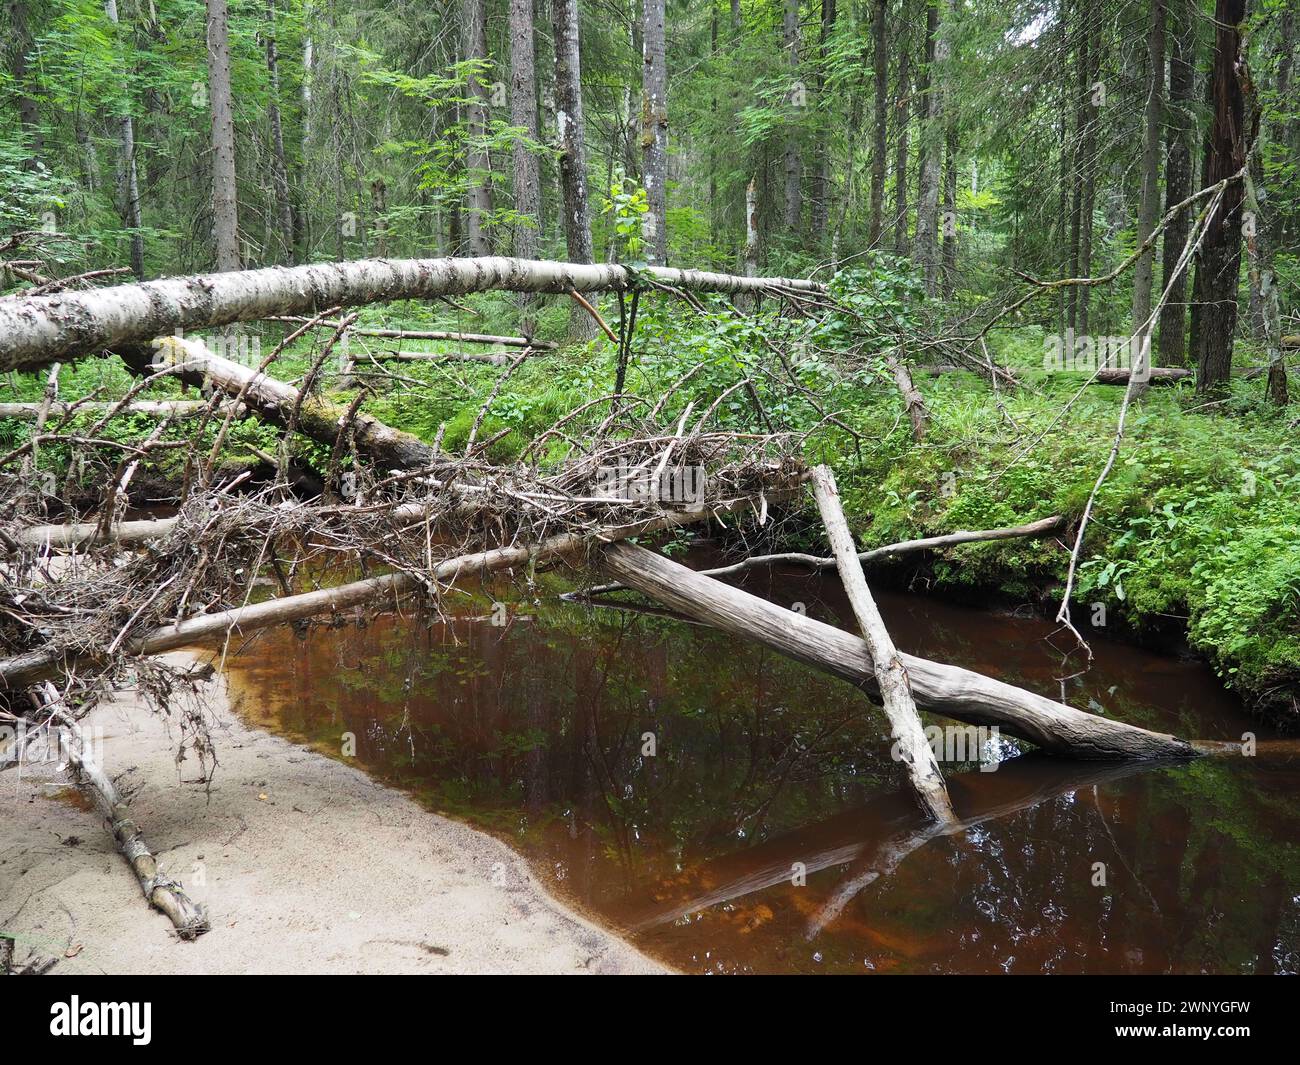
[217,558,1300,974]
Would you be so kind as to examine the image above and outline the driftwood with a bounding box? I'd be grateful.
[31,683,209,939]
[0,495,773,690]
[0,256,825,370]
[269,316,553,348]
[810,466,954,823]
[596,541,1197,760]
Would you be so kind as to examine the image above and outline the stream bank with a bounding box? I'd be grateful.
[0,652,666,975]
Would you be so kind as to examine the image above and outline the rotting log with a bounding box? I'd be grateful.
[1092,367,1192,385]
[0,495,776,690]
[32,683,210,939]
[0,256,825,370]
[596,541,1198,760]
[133,335,439,471]
[810,465,955,822]
[916,364,1192,385]
[367,350,514,366]
[268,316,554,348]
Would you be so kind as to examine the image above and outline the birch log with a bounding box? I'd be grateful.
[137,335,438,470]
[0,257,825,370]
[0,400,217,419]
[271,316,554,348]
[34,684,210,938]
[810,466,955,822]
[596,541,1197,760]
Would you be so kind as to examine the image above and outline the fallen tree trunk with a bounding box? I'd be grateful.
[270,316,554,348]
[33,683,210,939]
[596,541,1197,760]
[0,256,825,370]
[811,466,954,822]
[0,400,218,420]
[365,350,514,366]
[0,495,773,690]
[134,335,439,471]
[916,365,1192,385]
[1092,367,1192,385]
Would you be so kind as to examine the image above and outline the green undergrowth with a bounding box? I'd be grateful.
[3,278,1296,724]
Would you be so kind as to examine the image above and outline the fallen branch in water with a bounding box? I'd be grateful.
[596,541,1197,760]
[0,493,783,690]
[811,465,955,822]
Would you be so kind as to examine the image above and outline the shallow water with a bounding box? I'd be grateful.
[217,551,1300,974]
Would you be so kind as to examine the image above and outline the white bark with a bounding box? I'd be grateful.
[810,466,955,822]
[596,541,1197,760]
[0,257,824,370]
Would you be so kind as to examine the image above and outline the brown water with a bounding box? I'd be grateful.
[216,553,1300,974]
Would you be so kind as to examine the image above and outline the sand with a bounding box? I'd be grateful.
[0,654,666,975]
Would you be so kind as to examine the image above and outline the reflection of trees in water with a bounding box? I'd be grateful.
[221,572,1300,975]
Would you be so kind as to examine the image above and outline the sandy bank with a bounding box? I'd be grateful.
[0,654,666,974]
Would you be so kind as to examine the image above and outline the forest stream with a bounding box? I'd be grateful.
[214,548,1300,975]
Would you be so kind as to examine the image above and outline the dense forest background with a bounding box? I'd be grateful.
[2,0,1296,377]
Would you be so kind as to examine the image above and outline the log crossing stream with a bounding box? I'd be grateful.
[215,551,1300,975]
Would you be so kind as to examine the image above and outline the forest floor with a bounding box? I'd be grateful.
[0,651,667,975]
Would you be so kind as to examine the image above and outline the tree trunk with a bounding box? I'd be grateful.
[941,126,957,295]
[132,336,441,471]
[205,0,241,271]
[7,0,43,166]
[892,4,912,257]
[264,0,295,264]
[1157,0,1194,365]
[0,258,824,370]
[868,0,888,245]
[1131,0,1166,350]
[597,543,1197,760]
[463,0,493,256]
[104,0,146,279]
[914,0,943,294]
[782,0,803,233]
[810,0,837,246]
[743,176,761,278]
[1191,0,1249,394]
[509,0,541,334]
[641,0,669,264]
[552,0,598,338]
